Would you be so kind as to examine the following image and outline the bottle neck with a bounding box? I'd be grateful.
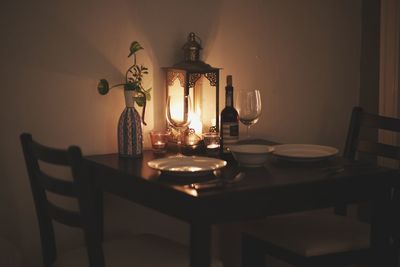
[225,87,233,107]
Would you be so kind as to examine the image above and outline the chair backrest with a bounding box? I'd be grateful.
[335,107,400,217]
[344,106,400,161]
[20,133,104,267]
[339,107,400,260]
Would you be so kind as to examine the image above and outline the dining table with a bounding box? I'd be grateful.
[84,147,398,267]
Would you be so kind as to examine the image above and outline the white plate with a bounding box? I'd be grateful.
[272,144,338,162]
[147,156,227,177]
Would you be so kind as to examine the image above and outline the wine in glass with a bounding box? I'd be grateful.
[236,89,262,139]
[166,95,192,156]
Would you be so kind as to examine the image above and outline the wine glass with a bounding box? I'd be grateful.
[166,95,192,156]
[236,89,262,139]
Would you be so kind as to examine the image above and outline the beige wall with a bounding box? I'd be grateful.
[0,0,361,266]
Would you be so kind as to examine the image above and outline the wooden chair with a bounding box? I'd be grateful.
[20,133,222,267]
[240,106,400,267]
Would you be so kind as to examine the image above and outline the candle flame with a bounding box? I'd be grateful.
[189,110,202,134]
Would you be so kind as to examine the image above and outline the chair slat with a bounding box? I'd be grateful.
[357,140,400,160]
[31,141,70,165]
[36,170,77,197]
[362,112,400,132]
[47,202,82,228]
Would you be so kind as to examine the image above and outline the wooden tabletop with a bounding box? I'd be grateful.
[84,150,395,224]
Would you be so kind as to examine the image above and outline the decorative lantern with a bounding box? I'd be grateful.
[164,32,220,141]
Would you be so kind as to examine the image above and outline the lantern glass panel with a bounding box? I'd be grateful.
[190,75,217,133]
[165,68,219,136]
[167,78,185,121]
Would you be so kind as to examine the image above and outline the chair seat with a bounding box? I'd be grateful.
[244,213,370,257]
[54,233,222,267]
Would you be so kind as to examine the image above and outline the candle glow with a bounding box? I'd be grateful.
[207,143,219,149]
[189,110,202,134]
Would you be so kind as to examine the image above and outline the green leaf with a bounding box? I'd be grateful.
[97,79,109,95]
[134,95,146,106]
[124,83,139,91]
[128,41,143,57]
[144,92,151,101]
[144,87,152,101]
[134,65,140,73]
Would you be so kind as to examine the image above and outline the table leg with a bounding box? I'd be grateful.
[190,223,212,267]
[370,182,396,267]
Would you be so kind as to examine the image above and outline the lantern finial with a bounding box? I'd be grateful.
[183,32,202,62]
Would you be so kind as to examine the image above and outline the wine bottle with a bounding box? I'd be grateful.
[220,75,239,155]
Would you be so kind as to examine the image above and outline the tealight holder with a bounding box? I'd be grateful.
[149,131,169,154]
[203,132,220,155]
[180,128,202,155]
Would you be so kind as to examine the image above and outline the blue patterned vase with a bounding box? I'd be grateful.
[118,90,143,158]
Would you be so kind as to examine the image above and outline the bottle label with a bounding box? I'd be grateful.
[222,122,239,153]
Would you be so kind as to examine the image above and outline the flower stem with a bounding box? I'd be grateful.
[125,64,135,83]
[110,83,126,89]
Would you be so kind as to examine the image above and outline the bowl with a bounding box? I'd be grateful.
[230,144,274,167]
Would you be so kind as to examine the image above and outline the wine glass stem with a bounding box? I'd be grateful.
[176,129,183,156]
[246,126,250,139]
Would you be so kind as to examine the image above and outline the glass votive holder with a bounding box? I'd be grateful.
[202,132,220,155]
[149,131,169,154]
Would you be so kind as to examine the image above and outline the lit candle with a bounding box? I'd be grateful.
[149,131,169,154]
[203,132,220,155]
[186,136,199,146]
[153,141,166,149]
[207,143,219,149]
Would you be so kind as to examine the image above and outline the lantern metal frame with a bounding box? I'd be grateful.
[164,32,220,149]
